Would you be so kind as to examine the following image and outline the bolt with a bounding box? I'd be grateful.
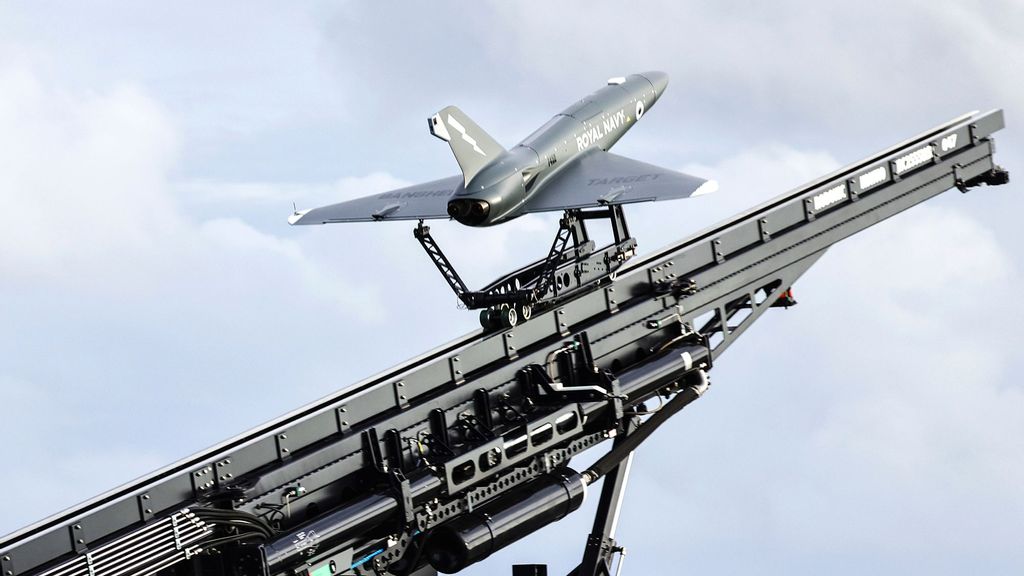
[142,494,150,500]
[399,395,406,401]
[282,448,290,454]
[279,434,287,440]
[340,407,347,413]
[342,421,349,426]
[77,539,84,544]
[145,508,153,514]
[73,525,81,531]
[397,382,405,387]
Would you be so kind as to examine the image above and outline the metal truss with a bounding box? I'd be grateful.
[0,110,1008,576]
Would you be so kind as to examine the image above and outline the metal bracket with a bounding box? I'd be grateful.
[604,287,619,313]
[190,465,215,495]
[384,428,405,473]
[170,514,183,551]
[449,356,464,385]
[803,197,816,221]
[555,308,570,336]
[388,470,414,527]
[69,522,88,554]
[503,332,518,360]
[889,159,902,182]
[276,431,291,459]
[336,405,351,435]
[455,414,494,442]
[363,428,388,474]
[473,388,494,430]
[84,553,96,576]
[954,163,967,192]
[393,380,409,409]
[429,408,452,448]
[711,238,725,263]
[137,493,156,521]
[214,457,234,487]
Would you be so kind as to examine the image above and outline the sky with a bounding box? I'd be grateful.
[1,1,1022,574]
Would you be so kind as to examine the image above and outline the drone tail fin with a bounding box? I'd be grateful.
[428,105,505,186]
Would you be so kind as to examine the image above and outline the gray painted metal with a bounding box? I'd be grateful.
[289,72,713,227]
[0,109,1006,576]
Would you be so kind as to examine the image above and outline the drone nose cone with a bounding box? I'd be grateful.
[641,71,669,96]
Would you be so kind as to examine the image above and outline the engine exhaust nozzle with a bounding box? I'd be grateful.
[447,199,491,225]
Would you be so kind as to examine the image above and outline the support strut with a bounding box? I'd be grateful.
[570,421,638,576]
[413,206,637,329]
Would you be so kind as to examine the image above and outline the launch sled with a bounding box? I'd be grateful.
[415,203,637,330]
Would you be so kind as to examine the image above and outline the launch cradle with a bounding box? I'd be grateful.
[0,110,1009,576]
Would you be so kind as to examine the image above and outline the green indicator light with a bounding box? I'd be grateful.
[310,565,332,576]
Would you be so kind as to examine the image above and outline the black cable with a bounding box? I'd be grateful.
[193,507,274,529]
[199,532,267,550]
[584,373,708,483]
[392,530,434,576]
[193,508,276,539]
[202,516,274,538]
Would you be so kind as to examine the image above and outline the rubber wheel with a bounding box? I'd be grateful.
[479,309,497,330]
[504,307,518,328]
[518,303,532,322]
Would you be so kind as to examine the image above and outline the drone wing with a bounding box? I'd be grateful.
[521,150,716,214]
[289,176,462,225]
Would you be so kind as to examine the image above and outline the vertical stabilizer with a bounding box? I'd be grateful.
[429,105,505,185]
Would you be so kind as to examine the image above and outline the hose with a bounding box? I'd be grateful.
[583,370,709,484]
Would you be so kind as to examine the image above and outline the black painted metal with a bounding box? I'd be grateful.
[424,469,587,574]
[0,110,1007,576]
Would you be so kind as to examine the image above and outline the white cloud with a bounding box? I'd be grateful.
[619,143,841,255]
[0,59,399,534]
[806,205,1021,511]
[0,63,183,285]
[178,172,414,207]
[0,59,385,316]
[601,202,1024,574]
[1,5,1021,573]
